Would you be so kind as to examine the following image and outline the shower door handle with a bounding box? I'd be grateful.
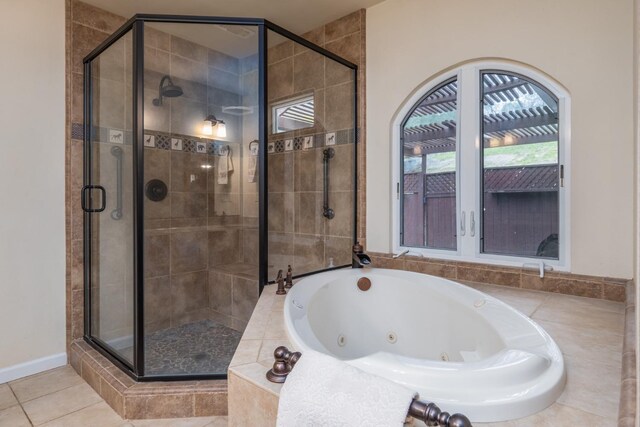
[460,211,466,236]
[81,185,106,213]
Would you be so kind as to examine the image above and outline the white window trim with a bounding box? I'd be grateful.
[391,60,571,271]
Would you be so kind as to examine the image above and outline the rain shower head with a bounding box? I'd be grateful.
[152,75,183,106]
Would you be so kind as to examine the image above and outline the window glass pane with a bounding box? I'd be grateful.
[401,79,457,250]
[272,94,315,133]
[480,72,559,259]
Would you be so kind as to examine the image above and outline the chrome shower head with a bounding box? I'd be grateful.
[152,75,183,106]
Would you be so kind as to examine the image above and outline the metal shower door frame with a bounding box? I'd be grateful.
[82,14,358,382]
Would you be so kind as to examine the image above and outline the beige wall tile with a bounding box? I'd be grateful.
[324,11,361,43]
[170,231,208,273]
[71,0,125,33]
[228,372,277,427]
[125,393,194,419]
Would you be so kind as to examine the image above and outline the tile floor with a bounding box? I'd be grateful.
[0,366,227,427]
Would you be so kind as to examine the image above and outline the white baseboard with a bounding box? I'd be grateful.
[0,353,67,384]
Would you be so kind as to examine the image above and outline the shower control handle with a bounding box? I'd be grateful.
[81,185,106,213]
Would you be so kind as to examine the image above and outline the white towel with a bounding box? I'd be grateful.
[248,156,257,183]
[217,145,233,185]
[277,350,417,427]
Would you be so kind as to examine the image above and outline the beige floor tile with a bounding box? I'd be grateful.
[532,294,624,334]
[536,319,623,364]
[22,382,102,425]
[10,365,84,403]
[0,384,18,412]
[40,402,126,427]
[0,405,31,427]
[131,416,221,426]
[556,355,621,417]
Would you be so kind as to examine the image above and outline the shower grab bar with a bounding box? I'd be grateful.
[322,147,335,219]
[110,146,123,220]
[266,346,472,427]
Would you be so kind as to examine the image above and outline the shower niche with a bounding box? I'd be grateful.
[81,15,357,381]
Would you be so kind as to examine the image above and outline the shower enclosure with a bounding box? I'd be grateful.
[81,15,357,381]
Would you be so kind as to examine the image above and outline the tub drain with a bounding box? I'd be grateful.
[337,334,346,347]
[440,352,449,361]
[386,332,397,344]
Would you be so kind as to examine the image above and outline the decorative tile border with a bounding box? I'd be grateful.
[71,123,232,156]
[268,128,356,155]
[72,122,357,157]
[368,252,628,302]
[70,340,228,419]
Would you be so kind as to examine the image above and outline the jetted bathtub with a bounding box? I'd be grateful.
[283,268,565,422]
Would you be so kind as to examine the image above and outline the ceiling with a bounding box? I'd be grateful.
[82,0,384,57]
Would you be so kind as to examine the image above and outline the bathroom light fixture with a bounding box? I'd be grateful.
[203,114,227,138]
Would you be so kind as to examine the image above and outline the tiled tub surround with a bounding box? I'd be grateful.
[227,278,625,426]
[368,252,628,302]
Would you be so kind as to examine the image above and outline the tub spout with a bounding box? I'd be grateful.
[352,242,372,268]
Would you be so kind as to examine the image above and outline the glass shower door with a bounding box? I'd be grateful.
[84,31,135,365]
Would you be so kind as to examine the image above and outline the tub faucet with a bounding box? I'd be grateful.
[352,242,372,268]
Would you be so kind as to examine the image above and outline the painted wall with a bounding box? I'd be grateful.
[0,0,66,376]
[366,0,634,278]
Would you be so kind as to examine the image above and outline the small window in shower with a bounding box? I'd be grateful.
[272,93,314,133]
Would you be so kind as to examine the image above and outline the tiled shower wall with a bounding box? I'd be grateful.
[140,25,260,334]
[266,11,366,278]
[65,1,367,352]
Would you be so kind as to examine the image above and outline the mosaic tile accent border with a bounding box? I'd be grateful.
[268,128,356,155]
[72,123,357,157]
[71,123,231,156]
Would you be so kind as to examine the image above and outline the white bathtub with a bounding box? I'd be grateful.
[283,268,565,422]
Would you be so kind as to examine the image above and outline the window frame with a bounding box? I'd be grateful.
[391,61,571,271]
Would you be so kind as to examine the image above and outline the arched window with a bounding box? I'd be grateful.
[394,63,569,268]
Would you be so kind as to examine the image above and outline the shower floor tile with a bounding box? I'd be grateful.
[143,319,242,376]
